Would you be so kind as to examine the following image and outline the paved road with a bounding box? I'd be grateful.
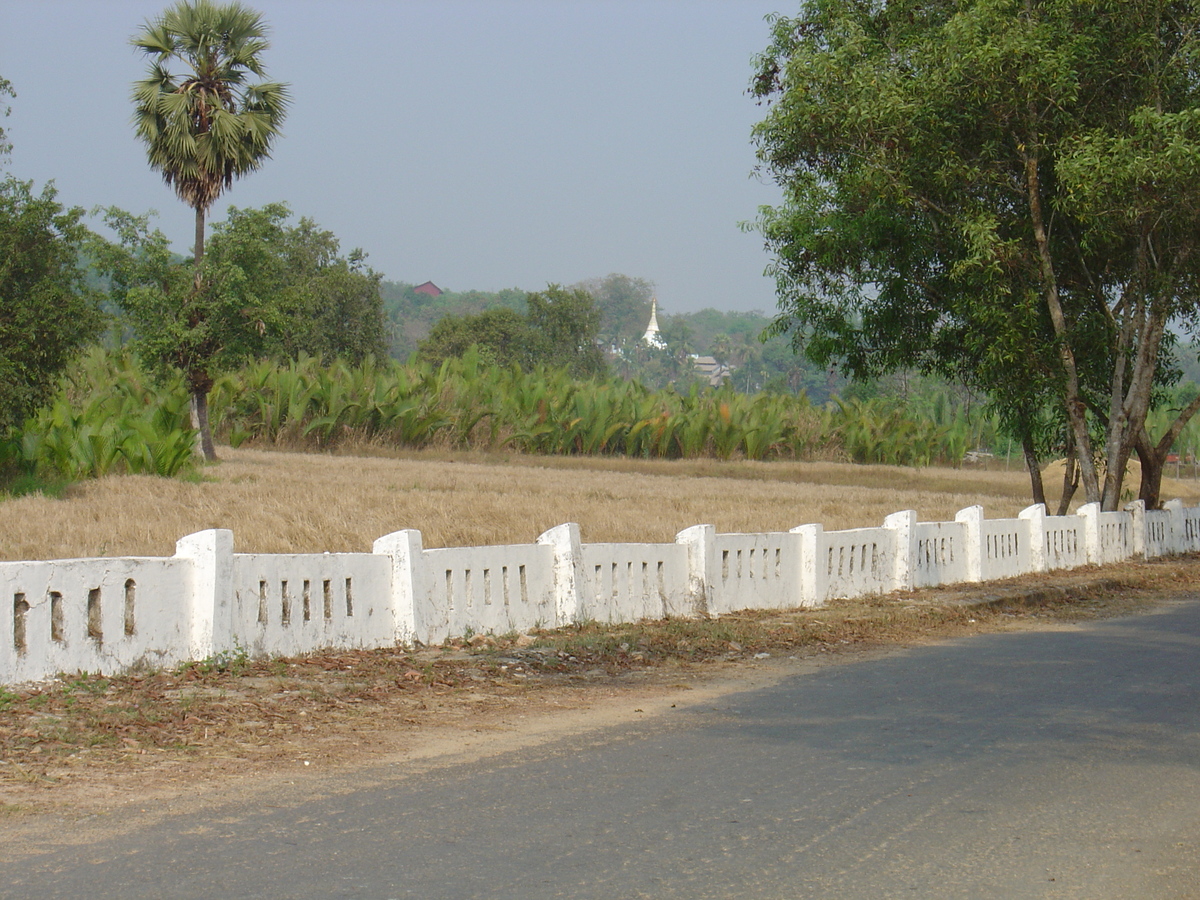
[6,599,1200,899]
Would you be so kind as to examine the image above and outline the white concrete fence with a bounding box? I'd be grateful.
[3,499,1198,686]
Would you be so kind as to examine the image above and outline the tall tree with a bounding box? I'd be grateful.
[1,178,103,432]
[205,204,387,362]
[131,0,288,459]
[0,81,103,434]
[418,307,534,369]
[526,285,607,379]
[751,0,1200,509]
[418,285,607,379]
[574,273,655,347]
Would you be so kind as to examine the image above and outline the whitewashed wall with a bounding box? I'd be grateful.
[4,499,1199,685]
[1,556,192,684]
[230,552,392,657]
[704,531,801,614]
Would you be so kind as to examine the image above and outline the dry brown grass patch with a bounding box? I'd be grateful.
[10,445,1196,561]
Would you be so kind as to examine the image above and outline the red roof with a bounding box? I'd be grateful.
[414,281,443,297]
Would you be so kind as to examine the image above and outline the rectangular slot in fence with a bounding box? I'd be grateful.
[87,587,102,643]
[13,593,28,653]
[50,591,64,643]
[123,579,136,636]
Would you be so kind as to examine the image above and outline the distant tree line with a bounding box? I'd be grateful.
[418,284,606,379]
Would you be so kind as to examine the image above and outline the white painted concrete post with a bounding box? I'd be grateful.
[1019,504,1048,573]
[373,529,426,645]
[954,506,985,583]
[676,524,715,617]
[1077,502,1101,564]
[1164,499,1185,553]
[883,510,917,591]
[1124,499,1147,557]
[174,529,234,660]
[537,523,590,626]
[791,524,827,606]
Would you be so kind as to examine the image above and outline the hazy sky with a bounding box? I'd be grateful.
[1,0,788,315]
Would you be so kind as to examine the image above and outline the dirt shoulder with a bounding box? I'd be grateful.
[2,555,1198,837]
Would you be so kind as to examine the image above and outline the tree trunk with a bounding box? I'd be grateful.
[193,205,205,281]
[186,204,216,460]
[1056,452,1080,517]
[1021,143,1100,505]
[1135,430,1164,510]
[1021,433,1047,512]
[188,370,217,462]
[1137,393,1200,508]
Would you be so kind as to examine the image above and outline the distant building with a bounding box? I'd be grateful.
[413,281,443,297]
[642,297,667,349]
[693,355,733,387]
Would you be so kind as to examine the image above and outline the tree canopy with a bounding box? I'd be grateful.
[419,284,606,379]
[0,178,103,432]
[131,0,289,269]
[1,78,104,433]
[94,204,386,398]
[205,204,386,362]
[751,0,1200,509]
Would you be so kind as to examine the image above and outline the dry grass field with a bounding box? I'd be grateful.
[5,445,1200,561]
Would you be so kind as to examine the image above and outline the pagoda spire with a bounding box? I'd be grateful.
[642,296,667,349]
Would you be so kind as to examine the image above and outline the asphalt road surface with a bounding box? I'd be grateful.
[5,598,1200,899]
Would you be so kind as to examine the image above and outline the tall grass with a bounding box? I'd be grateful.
[209,351,854,462]
[4,349,1008,494]
[0,349,196,488]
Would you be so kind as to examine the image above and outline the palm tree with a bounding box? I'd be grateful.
[131,0,288,459]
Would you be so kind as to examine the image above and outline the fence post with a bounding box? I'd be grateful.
[676,524,715,617]
[883,510,917,591]
[1164,499,1185,554]
[1019,504,1048,573]
[537,523,590,626]
[954,506,985,582]
[174,529,234,661]
[373,529,426,645]
[1124,499,1147,558]
[1077,502,1101,564]
[791,523,827,606]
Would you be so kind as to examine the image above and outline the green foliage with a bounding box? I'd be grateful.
[203,351,984,464]
[750,0,1200,509]
[525,284,606,378]
[381,282,527,360]
[418,284,606,379]
[206,204,386,362]
[93,208,267,389]
[1,348,196,484]
[420,307,534,370]
[1,347,1021,477]
[0,177,104,431]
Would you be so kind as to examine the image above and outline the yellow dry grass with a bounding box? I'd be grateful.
[5,446,1200,561]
